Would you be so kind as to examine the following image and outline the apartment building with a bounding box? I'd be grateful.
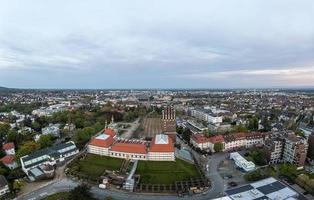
[190,132,267,152]
[190,134,224,152]
[190,108,223,124]
[264,132,308,168]
[264,134,285,164]
[283,133,308,168]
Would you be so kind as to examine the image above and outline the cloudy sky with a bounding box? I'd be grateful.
[0,0,314,89]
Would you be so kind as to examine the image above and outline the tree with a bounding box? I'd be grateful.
[0,123,10,143]
[182,128,192,142]
[214,142,224,152]
[279,164,298,181]
[248,117,259,131]
[37,134,54,149]
[12,179,24,192]
[244,169,266,182]
[7,129,17,143]
[69,184,94,200]
[296,130,305,138]
[16,141,40,161]
[232,125,248,132]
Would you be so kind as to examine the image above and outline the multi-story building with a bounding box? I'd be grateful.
[264,132,308,168]
[20,141,79,180]
[161,106,177,141]
[307,133,314,163]
[88,129,175,161]
[224,132,247,151]
[190,108,223,124]
[148,134,175,161]
[264,134,285,164]
[109,142,148,160]
[87,129,116,156]
[283,133,308,168]
[245,132,268,148]
[190,134,224,152]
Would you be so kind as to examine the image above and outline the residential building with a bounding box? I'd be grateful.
[307,132,314,163]
[264,132,308,168]
[42,124,60,137]
[1,155,17,169]
[0,175,9,197]
[264,134,284,164]
[224,132,247,151]
[190,108,223,124]
[2,142,15,155]
[190,134,224,152]
[20,141,79,180]
[283,133,308,169]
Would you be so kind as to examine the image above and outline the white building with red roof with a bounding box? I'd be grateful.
[190,134,224,152]
[87,128,117,156]
[148,134,175,161]
[1,155,17,169]
[2,143,15,155]
[87,129,175,161]
[109,142,147,160]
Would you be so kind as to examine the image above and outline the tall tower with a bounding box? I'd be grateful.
[161,106,177,142]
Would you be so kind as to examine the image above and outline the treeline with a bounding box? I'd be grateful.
[0,102,47,114]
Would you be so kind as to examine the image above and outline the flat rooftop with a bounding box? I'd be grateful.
[225,177,298,200]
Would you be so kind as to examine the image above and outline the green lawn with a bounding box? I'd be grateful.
[71,154,124,179]
[136,159,200,184]
[43,192,70,200]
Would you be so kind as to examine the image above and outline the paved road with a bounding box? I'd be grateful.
[18,152,227,200]
[19,136,227,200]
[120,118,140,139]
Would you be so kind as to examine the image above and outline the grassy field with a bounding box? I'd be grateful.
[136,159,200,184]
[43,192,70,200]
[69,154,124,179]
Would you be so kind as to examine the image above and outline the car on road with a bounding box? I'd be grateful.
[228,181,237,187]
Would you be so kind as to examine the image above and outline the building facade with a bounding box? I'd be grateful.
[88,129,175,161]
[161,106,177,141]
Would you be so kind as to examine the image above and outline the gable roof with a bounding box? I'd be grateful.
[2,142,14,150]
[111,142,147,154]
[89,134,114,148]
[150,134,174,152]
[1,155,15,165]
[104,128,116,137]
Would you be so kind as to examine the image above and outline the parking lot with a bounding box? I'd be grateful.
[217,158,246,189]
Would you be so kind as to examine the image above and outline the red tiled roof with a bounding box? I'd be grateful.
[2,143,14,150]
[191,134,211,144]
[89,136,114,148]
[104,128,116,137]
[1,155,15,165]
[233,132,246,139]
[111,142,147,154]
[150,137,174,152]
[208,135,224,144]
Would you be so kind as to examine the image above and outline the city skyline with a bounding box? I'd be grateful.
[1,0,314,89]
